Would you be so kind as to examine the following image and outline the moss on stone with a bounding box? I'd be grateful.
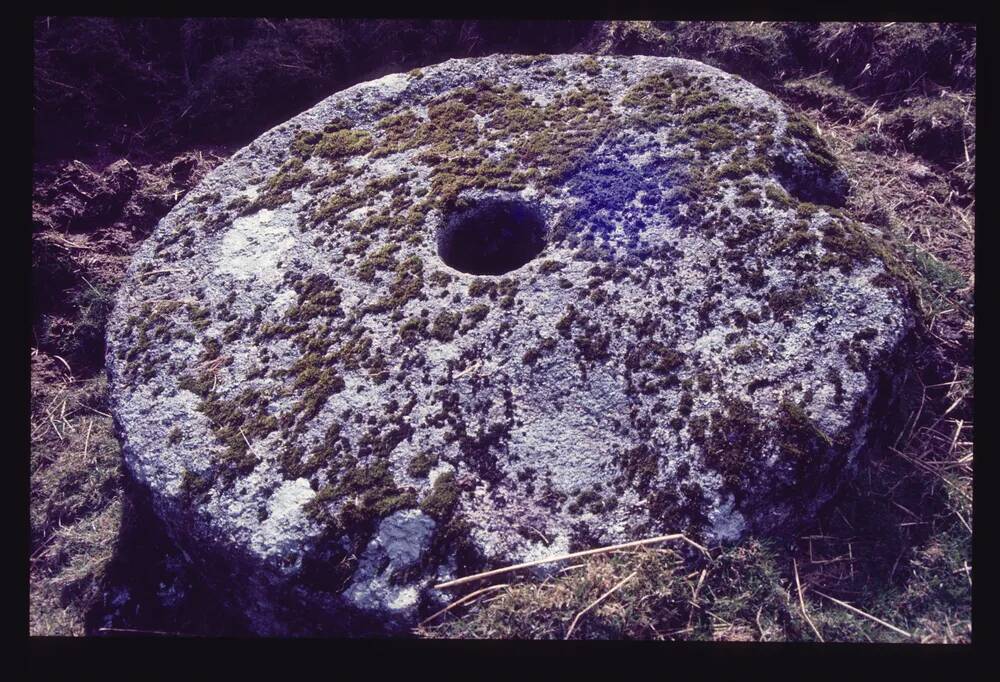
[115,56,916,575]
[366,255,425,314]
[703,397,766,493]
[430,310,462,342]
[167,427,183,445]
[313,128,374,160]
[767,283,819,321]
[399,316,429,344]
[420,471,460,520]
[468,279,495,298]
[179,469,213,503]
[538,259,565,274]
[407,452,438,478]
[577,56,602,75]
[522,336,558,366]
[783,113,839,174]
[777,398,834,454]
[306,458,416,530]
[764,183,794,208]
[356,242,401,282]
[463,304,489,326]
[567,487,604,515]
[616,444,659,495]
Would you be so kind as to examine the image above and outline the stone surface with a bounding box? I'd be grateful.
[105,54,915,635]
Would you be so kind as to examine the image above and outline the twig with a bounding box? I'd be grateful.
[706,609,732,628]
[809,555,854,565]
[60,397,71,434]
[687,568,708,629]
[52,354,73,376]
[522,525,550,546]
[835,507,855,531]
[893,396,922,450]
[82,419,94,460]
[45,233,96,251]
[890,546,906,582]
[83,405,113,419]
[48,414,64,441]
[890,447,972,501]
[794,559,824,642]
[434,533,709,590]
[948,419,964,457]
[690,568,707,602]
[564,571,637,640]
[953,510,972,535]
[98,627,195,637]
[30,421,51,443]
[664,626,694,637]
[140,297,198,306]
[30,532,61,561]
[812,590,913,639]
[453,361,483,379]
[941,393,967,419]
[139,268,183,282]
[79,274,104,298]
[419,583,510,627]
[38,74,82,92]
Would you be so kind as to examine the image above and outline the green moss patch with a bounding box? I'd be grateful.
[420,471,460,520]
[305,457,416,536]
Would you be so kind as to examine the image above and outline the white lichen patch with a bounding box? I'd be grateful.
[249,478,317,567]
[215,210,296,285]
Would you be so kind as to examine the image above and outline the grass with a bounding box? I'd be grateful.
[37,280,116,373]
[418,541,812,641]
[30,363,123,636]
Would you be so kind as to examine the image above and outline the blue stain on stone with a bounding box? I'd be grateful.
[568,155,657,220]
[565,154,661,250]
[556,137,699,258]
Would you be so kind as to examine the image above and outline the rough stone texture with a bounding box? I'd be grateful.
[105,54,915,635]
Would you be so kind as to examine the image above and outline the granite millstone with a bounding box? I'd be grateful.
[105,54,916,635]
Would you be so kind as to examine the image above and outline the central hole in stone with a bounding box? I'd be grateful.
[437,199,547,276]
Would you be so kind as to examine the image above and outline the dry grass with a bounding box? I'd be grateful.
[416,548,699,640]
[417,542,811,641]
[30,352,124,636]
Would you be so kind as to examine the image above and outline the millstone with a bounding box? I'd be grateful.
[106,54,915,635]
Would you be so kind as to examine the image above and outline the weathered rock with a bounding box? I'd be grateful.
[106,54,915,635]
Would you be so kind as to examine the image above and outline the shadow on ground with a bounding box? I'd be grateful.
[85,476,250,637]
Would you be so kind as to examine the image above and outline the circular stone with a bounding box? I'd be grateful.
[106,54,915,635]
